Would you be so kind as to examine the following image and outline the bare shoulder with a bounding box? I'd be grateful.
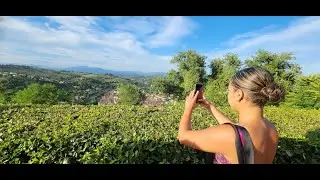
[264,119,277,131]
[264,119,279,141]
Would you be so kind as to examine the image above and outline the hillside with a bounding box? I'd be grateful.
[0,64,149,105]
[64,66,166,77]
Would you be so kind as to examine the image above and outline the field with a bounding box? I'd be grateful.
[0,104,319,164]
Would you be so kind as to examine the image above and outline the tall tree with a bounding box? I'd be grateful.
[170,50,207,95]
[150,77,169,95]
[166,69,183,86]
[205,53,242,105]
[285,74,320,109]
[117,83,142,105]
[245,49,302,91]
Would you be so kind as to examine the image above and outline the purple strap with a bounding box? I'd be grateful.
[237,127,245,146]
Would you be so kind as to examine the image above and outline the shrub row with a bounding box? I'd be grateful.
[0,104,319,164]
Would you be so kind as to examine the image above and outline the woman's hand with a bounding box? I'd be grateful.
[184,90,199,112]
[197,96,211,110]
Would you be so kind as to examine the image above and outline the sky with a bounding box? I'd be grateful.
[0,16,320,74]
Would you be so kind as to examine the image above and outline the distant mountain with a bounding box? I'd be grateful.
[64,66,166,77]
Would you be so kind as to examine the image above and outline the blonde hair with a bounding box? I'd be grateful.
[231,67,285,106]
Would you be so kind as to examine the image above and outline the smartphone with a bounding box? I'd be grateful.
[195,83,203,101]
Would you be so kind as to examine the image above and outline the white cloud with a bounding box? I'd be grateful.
[1,16,320,74]
[0,16,195,72]
[144,16,196,48]
[207,16,320,74]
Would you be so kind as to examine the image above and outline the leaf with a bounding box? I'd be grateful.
[285,150,292,157]
[63,158,69,164]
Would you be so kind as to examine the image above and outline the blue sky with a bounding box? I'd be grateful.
[0,16,319,74]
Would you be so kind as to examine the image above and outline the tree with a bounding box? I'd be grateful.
[166,70,183,86]
[170,50,206,78]
[169,50,207,96]
[244,49,302,91]
[284,74,320,109]
[12,83,39,104]
[150,77,169,95]
[182,69,202,95]
[165,70,184,98]
[117,84,142,105]
[209,53,241,79]
[12,83,59,105]
[209,59,224,80]
[57,89,72,103]
[34,84,59,104]
[205,53,242,105]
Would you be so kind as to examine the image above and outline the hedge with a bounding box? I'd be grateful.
[0,104,319,164]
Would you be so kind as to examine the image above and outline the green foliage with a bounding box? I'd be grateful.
[117,84,142,105]
[0,105,319,164]
[165,70,184,98]
[170,50,206,77]
[12,84,39,104]
[209,59,224,79]
[244,49,302,91]
[182,70,202,96]
[166,70,183,85]
[205,53,241,105]
[169,50,206,96]
[204,79,228,106]
[284,74,320,109]
[149,77,169,95]
[57,89,72,103]
[11,83,60,105]
[0,93,5,105]
[35,84,59,104]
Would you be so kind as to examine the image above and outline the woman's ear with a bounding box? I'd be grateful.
[235,89,244,102]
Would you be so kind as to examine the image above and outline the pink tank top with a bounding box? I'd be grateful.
[213,126,245,164]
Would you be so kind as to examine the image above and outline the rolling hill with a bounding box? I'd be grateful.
[64,66,166,77]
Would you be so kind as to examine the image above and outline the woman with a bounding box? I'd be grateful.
[178,67,285,164]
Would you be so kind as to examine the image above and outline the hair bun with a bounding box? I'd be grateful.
[260,83,285,103]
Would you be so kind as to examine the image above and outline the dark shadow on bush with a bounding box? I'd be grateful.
[273,137,319,164]
[306,128,320,141]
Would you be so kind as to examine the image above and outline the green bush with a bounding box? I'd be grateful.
[0,93,5,105]
[0,104,319,164]
[117,84,142,105]
[284,74,320,109]
[11,83,60,105]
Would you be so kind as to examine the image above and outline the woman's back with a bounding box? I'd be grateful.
[239,118,279,164]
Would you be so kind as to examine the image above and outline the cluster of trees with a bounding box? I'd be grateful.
[149,49,320,109]
[1,49,319,109]
[0,83,70,105]
[285,74,320,109]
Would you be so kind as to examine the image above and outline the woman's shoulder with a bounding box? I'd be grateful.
[263,118,279,141]
[264,119,278,131]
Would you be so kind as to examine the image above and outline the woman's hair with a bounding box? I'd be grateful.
[230,67,285,106]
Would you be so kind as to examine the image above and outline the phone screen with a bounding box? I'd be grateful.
[195,83,203,100]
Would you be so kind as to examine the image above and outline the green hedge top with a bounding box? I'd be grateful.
[0,104,319,164]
